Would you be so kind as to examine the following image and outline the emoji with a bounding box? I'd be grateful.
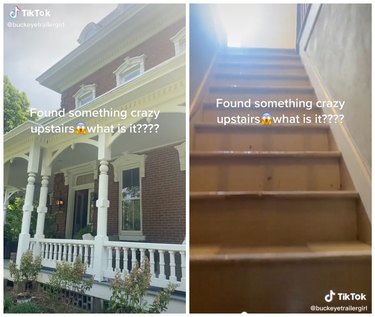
[261,113,272,125]
[75,122,87,135]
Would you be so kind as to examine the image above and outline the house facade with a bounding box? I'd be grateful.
[4,4,186,310]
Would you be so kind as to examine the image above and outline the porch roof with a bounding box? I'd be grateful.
[4,53,185,164]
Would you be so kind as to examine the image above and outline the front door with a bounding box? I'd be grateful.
[73,189,88,238]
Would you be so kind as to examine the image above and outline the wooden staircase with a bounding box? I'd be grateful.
[190,48,371,313]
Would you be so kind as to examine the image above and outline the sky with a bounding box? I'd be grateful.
[4,4,117,111]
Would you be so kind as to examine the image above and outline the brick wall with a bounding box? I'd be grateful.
[54,145,185,244]
[60,19,185,112]
[141,146,186,243]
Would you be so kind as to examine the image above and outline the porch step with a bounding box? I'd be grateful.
[190,191,358,246]
[192,123,331,151]
[190,242,371,313]
[190,151,341,191]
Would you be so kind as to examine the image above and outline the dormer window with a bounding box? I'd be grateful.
[73,84,96,108]
[114,55,145,87]
[170,27,186,56]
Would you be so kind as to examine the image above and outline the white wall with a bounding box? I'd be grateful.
[216,4,296,48]
[304,4,371,171]
[299,4,371,218]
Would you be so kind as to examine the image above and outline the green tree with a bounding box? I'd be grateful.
[4,76,36,133]
[5,196,57,242]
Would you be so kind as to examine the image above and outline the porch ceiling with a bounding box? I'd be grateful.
[4,112,184,194]
[51,143,98,174]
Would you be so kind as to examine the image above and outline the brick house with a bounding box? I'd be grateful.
[4,4,186,311]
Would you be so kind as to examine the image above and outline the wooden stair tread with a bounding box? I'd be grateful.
[202,102,320,111]
[218,54,300,60]
[217,62,304,69]
[194,122,329,130]
[191,241,371,262]
[209,85,314,94]
[221,48,297,55]
[190,190,359,199]
[191,150,341,158]
[213,72,309,80]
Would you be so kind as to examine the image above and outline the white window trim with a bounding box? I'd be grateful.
[73,84,96,109]
[112,153,146,241]
[170,27,186,56]
[113,55,145,87]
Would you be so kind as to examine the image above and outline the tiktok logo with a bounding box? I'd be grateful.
[9,6,21,19]
[324,290,336,302]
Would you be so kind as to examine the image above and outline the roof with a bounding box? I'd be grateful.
[36,4,185,94]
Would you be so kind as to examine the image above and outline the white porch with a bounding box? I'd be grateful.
[4,53,186,309]
[28,238,186,292]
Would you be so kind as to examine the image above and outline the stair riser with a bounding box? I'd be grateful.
[191,157,341,191]
[205,92,317,104]
[222,48,297,55]
[217,52,301,62]
[200,107,321,123]
[190,258,371,313]
[216,65,307,77]
[217,57,303,66]
[193,127,330,151]
[216,59,303,73]
[212,76,311,87]
[191,197,357,246]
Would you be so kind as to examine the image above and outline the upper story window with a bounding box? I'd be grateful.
[73,84,96,109]
[113,55,145,87]
[170,27,186,56]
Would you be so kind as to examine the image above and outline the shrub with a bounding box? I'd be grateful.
[108,258,176,313]
[4,295,13,312]
[8,250,42,293]
[8,301,45,313]
[48,256,94,310]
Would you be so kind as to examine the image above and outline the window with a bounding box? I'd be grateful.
[114,55,145,87]
[121,168,141,232]
[170,27,186,56]
[112,154,146,240]
[73,84,96,109]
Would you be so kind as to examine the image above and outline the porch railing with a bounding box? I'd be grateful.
[29,238,95,275]
[29,238,186,292]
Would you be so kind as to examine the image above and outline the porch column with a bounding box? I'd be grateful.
[34,175,49,240]
[34,158,52,252]
[17,143,41,265]
[93,134,111,281]
[96,160,109,237]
